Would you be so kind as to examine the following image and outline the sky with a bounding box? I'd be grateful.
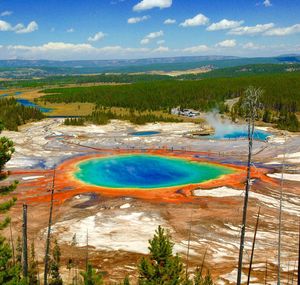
[0,0,300,60]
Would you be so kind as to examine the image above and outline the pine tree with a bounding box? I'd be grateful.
[202,273,213,285]
[262,109,272,123]
[28,241,38,285]
[0,132,14,172]
[138,226,184,285]
[123,275,130,285]
[70,233,78,285]
[0,120,21,284]
[81,263,103,285]
[16,236,22,266]
[49,239,63,285]
[0,235,15,283]
[13,235,24,283]
[193,268,203,285]
[0,120,17,216]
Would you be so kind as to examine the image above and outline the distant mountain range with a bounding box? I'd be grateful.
[0,56,239,68]
[276,54,300,63]
[1,55,299,69]
[0,55,299,78]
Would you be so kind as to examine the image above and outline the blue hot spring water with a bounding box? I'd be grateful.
[74,154,234,189]
[210,129,271,141]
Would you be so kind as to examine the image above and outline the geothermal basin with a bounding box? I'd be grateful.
[74,154,234,189]
[1,119,299,284]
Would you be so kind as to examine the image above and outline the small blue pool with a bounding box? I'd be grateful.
[130,131,160,136]
[16,99,52,113]
[204,129,271,141]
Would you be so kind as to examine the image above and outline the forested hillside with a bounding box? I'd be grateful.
[41,72,300,131]
[178,63,300,79]
[41,73,300,113]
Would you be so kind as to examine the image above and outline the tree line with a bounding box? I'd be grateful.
[64,110,183,126]
[1,73,172,88]
[41,73,300,131]
[0,98,45,131]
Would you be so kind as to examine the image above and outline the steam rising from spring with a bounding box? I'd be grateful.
[204,110,246,138]
[203,110,270,141]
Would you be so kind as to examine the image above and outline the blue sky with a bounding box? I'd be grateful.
[0,0,300,60]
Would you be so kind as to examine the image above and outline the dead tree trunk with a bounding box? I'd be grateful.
[237,86,262,285]
[247,207,261,285]
[237,115,255,284]
[22,204,28,279]
[278,133,286,285]
[44,167,56,285]
[200,247,208,276]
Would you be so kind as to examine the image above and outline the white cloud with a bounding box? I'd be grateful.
[0,20,38,34]
[67,28,75,33]
[133,0,172,11]
[216,39,237,48]
[8,42,94,52]
[230,22,300,37]
[147,30,164,39]
[15,21,38,34]
[229,23,274,35]
[182,45,209,53]
[2,41,300,60]
[140,38,150,45]
[180,13,209,27]
[263,0,272,7]
[88,32,106,42]
[0,20,11,31]
[141,30,164,45]
[1,11,13,17]
[265,24,300,36]
[152,46,169,53]
[1,42,153,60]
[127,15,150,24]
[157,39,165,45]
[164,18,176,25]
[207,19,244,31]
[242,42,264,49]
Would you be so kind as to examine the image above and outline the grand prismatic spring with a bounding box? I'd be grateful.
[74,154,235,189]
